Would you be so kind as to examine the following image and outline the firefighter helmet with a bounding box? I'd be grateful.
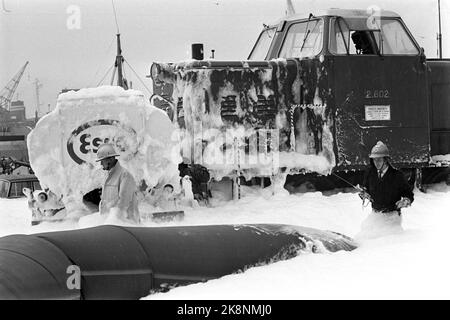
[369,141,390,158]
[96,143,119,161]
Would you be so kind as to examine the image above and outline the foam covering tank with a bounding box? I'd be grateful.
[0,224,356,300]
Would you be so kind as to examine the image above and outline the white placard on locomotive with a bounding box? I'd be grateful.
[365,105,391,121]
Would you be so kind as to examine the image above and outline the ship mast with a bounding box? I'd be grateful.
[114,33,128,89]
[110,0,128,89]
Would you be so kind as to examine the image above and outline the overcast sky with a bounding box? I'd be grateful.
[0,0,448,118]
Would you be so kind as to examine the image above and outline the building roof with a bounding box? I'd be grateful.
[0,174,38,182]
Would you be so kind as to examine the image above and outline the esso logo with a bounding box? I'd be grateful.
[67,119,136,165]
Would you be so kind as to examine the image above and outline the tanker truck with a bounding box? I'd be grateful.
[150,8,450,195]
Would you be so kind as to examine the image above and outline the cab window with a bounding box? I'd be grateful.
[330,17,419,55]
[332,18,351,54]
[248,27,276,60]
[330,17,380,54]
[279,19,324,58]
[33,180,41,191]
[379,19,419,55]
[0,181,9,198]
[9,181,32,198]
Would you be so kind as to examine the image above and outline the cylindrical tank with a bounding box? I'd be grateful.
[0,224,356,300]
[0,234,80,300]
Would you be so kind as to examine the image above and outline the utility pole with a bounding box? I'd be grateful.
[34,78,42,121]
[437,0,443,59]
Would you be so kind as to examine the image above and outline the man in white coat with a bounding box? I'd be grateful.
[96,143,140,223]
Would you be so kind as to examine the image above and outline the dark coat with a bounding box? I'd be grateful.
[178,163,210,196]
[363,164,414,212]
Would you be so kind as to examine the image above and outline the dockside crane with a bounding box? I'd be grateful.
[0,61,29,113]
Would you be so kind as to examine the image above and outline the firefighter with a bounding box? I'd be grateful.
[359,141,414,232]
[96,143,140,223]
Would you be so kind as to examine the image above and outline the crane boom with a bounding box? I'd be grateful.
[0,61,29,112]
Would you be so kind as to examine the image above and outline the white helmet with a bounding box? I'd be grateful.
[96,143,119,161]
[369,141,390,158]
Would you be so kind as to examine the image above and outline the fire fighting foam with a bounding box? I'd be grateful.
[27,86,180,215]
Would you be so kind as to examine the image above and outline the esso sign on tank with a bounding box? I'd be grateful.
[67,119,137,165]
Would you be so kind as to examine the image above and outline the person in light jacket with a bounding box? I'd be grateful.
[96,143,140,223]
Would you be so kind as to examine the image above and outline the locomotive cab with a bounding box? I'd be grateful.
[249,9,430,170]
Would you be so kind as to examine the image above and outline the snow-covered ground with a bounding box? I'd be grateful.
[1,183,449,299]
